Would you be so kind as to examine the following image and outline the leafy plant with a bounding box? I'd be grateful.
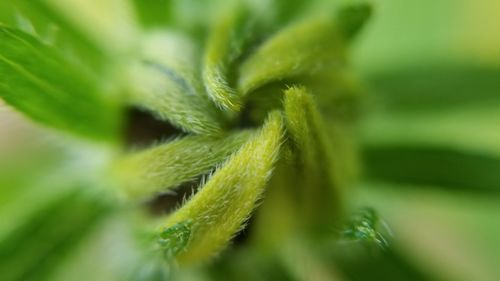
[2,0,500,281]
[0,0,371,280]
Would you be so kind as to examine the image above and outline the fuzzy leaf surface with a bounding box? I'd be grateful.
[238,13,346,94]
[202,5,253,112]
[114,130,252,200]
[159,112,284,263]
[127,32,224,135]
[284,86,340,227]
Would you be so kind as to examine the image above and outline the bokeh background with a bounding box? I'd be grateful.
[351,1,500,280]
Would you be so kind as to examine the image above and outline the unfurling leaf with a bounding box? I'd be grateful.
[0,26,121,141]
[337,1,373,40]
[126,32,224,135]
[159,112,284,263]
[113,130,253,200]
[238,13,346,94]
[284,86,341,228]
[203,5,254,112]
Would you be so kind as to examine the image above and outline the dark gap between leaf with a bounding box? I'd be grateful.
[124,107,183,148]
[146,175,204,216]
[232,214,256,246]
[236,81,289,129]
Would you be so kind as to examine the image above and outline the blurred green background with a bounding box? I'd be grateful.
[351,1,500,280]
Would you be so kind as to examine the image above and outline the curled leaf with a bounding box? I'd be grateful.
[283,86,341,227]
[238,13,346,94]
[113,130,252,200]
[126,32,224,135]
[203,5,254,112]
[159,112,284,263]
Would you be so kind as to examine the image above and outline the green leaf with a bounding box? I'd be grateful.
[126,31,224,135]
[283,86,341,228]
[113,130,253,200]
[202,4,254,112]
[0,26,122,141]
[238,12,346,94]
[337,1,372,40]
[158,111,284,263]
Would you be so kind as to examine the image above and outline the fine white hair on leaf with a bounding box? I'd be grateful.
[126,31,224,135]
[113,130,253,200]
[238,12,347,95]
[202,4,255,113]
[283,86,341,227]
[158,111,284,264]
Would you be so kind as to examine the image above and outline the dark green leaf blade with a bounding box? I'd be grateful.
[337,1,373,41]
[0,26,122,141]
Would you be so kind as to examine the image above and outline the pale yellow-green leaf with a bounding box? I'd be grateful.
[238,14,346,94]
[113,130,252,200]
[202,5,251,112]
[126,31,224,135]
[283,86,341,228]
[159,111,284,263]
